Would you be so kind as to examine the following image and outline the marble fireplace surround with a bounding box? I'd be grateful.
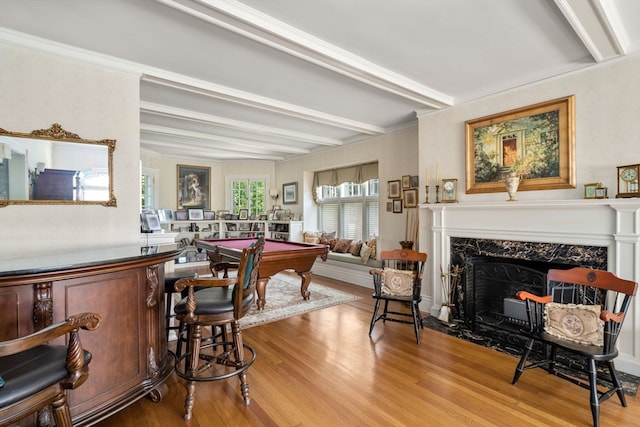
[421,199,640,376]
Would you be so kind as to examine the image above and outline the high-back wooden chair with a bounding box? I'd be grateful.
[0,313,102,427]
[511,267,637,427]
[173,237,264,420]
[369,248,428,344]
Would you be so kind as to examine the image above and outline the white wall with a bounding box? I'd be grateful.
[275,126,419,253]
[418,55,640,204]
[0,44,141,259]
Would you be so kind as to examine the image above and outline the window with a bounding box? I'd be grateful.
[140,167,158,210]
[230,178,266,215]
[317,179,379,241]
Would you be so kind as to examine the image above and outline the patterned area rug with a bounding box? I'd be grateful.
[422,316,640,396]
[239,272,360,329]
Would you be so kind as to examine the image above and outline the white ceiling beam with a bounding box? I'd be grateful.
[155,0,454,109]
[140,124,310,155]
[1,28,380,136]
[140,101,343,146]
[141,139,284,160]
[142,75,384,135]
[554,0,624,62]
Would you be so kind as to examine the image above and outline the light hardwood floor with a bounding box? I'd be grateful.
[96,275,640,427]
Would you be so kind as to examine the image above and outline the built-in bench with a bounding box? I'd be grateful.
[312,251,382,288]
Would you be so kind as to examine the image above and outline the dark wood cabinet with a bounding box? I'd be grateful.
[32,168,76,200]
[0,245,182,426]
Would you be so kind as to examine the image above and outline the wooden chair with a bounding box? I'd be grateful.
[369,248,428,344]
[173,237,264,420]
[0,313,102,427]
[206,247,238,278]
[511,267,638,427]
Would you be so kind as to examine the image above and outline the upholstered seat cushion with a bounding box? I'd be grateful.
[174,287,254,316]
[0,345,92,407]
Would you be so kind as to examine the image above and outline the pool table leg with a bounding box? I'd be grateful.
[298,271,312,300]
[256,277,269,310]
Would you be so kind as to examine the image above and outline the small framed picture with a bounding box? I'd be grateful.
[203,210,216,220]
[388,180,401,198]
[239,209,249,220]
[188,208,204,220]
[386,202,392,212]
[402,175,411,189]
[274,209,286,220]
[282,182,298,204]
[584,183,599,199]
[141,213,162,232]
[403,188,418,208]
[410,175,419,188]
[175,210,188,221]
[392,199,403,213]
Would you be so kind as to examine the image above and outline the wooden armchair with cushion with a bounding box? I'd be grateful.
[369,248,427,344]
[511,267,637,427]
[0,312,102,427]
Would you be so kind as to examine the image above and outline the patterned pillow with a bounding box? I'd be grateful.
[367,238,377,260]
[348,240,363,256]
[543,303,604,346]
[382,268,414,296]
[303,231,321,244]
[360,242,372,263]
[332,238,353,253]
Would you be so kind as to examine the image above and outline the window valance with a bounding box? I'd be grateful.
[313,162,378,187]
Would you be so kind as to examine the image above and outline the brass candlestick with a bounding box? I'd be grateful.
[424,185,429,204]
[435,184,440,203]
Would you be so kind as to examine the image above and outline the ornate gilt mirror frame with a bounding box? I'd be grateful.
[0,123,117,207]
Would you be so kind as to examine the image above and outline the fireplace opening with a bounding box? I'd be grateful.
[463,255,577,331]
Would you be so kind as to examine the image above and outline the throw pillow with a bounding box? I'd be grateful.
[319,237,337,250]
[303,231,320,244]
[382,268,414,296]
[322,231,336,239]
[360,242,372,263]
[348,240,363,256]
[333,238,353,253]
[543,302,604,346]
[367,238,377,260]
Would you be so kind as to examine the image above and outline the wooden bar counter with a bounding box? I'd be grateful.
[0,244,183,426]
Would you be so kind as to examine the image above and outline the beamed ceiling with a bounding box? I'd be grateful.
[1,0,639,161]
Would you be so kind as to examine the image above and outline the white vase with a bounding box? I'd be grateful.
[505,173,520,201]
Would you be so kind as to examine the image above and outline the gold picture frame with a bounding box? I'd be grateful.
[177,164,210,209]
[465,96,575,194]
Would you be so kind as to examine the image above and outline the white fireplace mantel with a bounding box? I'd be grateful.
[420,198,640,375]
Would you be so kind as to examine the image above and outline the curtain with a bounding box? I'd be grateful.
[313,162,378,187]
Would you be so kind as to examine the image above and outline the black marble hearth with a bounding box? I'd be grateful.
[448,237,607,324]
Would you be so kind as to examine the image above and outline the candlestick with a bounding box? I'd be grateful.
[424,185,429,204]
[435,184,440,203]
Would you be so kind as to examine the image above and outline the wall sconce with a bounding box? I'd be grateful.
[269,189,279,202]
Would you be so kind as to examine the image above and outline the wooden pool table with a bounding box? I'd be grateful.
[195,238,329,310]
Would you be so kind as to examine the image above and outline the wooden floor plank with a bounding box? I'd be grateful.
[96,274,640,426]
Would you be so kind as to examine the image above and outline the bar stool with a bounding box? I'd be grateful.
[164,271,197,343]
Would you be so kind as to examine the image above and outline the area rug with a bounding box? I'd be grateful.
[239,272,360,329]
[422,316,640,396]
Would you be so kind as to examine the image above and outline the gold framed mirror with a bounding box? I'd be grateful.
[0,123,116,207]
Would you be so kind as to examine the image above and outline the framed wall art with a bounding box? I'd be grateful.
[388,180,401,198]
[177,164,210,210]
[402,175,411,189]
[465,96,575,194]
[282,182,298,204]
[403,188,418,208]
[392,199,403,213]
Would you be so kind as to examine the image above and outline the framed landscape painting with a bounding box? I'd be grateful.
[465,96,576,194]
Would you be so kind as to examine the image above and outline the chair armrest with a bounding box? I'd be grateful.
[516,291,552,304]
[0,313,102,357]
[174,277,238,292]
[369,268,383,276]
[601,310,624,323]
